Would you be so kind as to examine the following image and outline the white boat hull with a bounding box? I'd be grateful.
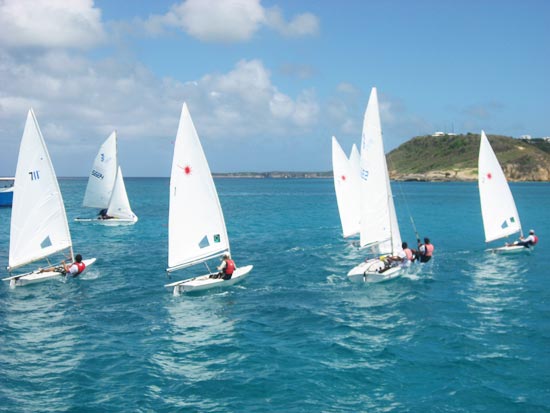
[347,259,403,283]
[3,258,97,287]
[488,245,533,255]
[165,264,253,295]
[74,216,138,226]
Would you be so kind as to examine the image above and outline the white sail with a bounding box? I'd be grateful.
[359,88,402,255]
[83,131,118,209]
[168,103,229,272]
[349,143,361,208]
[106,167,137,221]
[332,136,360,237]
[8,109,73,270]
[478,130,522,242]
[349,144,360,178]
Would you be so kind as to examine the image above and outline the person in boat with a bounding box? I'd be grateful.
[98,208,113,220]
[417,237,434,263]
[401,242,415,265]
[382,242,415,270]
[210,253,236,280]
[39,254,86,276]
[508,229,538,248]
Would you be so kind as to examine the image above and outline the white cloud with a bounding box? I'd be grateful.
[265,7,319,37]
[144,0,318,42]
[149,0,265,42]
[0,51,320,175]
[0,0,105,49]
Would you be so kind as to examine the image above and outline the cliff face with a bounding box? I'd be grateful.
[387,134,550,182]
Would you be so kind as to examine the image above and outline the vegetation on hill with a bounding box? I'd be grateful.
[387,134,550,181]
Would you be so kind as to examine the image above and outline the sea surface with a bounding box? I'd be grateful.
[0,178,549,412]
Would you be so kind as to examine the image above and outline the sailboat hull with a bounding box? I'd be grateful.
[3,258,97,287]
[74,216,138,226]
[165,264,253,294]
[488,245,533,255]
[347,259,403,283]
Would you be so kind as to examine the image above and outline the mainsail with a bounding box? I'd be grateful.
[332,136,360,238]
[359,88,402,255]
[167,103,230,272]
[83,131,118,209]
[8,109,73,270]
[478,130,522,242]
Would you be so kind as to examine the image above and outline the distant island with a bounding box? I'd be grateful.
[212,171,332,179]
[213,134,550,182]
[387,133,550,182]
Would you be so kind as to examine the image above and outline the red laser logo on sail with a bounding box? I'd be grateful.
[487,172,492,179]
[341,175,346,181]
[178,165,192,175]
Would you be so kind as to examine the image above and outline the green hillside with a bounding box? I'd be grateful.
[387,134,550,181]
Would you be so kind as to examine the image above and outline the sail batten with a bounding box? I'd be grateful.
[478,131,522,243]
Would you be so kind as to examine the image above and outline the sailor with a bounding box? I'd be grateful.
[63,254,86,277]
[510,229,538,248]
[211,253,236,280]
[401,242,415,265]
[417,237,434,263]
[38,254,86,276]
[98,208,113,220]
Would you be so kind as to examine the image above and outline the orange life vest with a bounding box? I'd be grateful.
[424,244,434,256]
[224,259,235,275]
[532,235,538,245]
[404,248,413,261]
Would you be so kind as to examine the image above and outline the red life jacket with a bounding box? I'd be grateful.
[224,259,235,275]
[404,248,413,261]
[533,235,538,245]
[74,261,86,274]
[424,244,434,257]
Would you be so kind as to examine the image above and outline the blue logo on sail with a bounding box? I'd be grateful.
[199,235,210,249]
[501,216,516,229]
[40,236,52,249]
[361,168,369,181]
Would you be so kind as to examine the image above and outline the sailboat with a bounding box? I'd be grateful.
[332,136,360,238]
[2,109,96,287]
[478,131,528,254]
[75,131,138,225]
[164,103,253,295]
[346,88,405,283]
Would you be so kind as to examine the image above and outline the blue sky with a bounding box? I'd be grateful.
[0,0,548,176]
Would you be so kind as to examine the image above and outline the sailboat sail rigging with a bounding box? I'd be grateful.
[478,131,522,243]
[478,131,530,254]
[8,109,73,271]
[346,88,405,282]
[332,136,360,238]
[4,109,96,287]
[165,103,252,293]
[78,131,137,225]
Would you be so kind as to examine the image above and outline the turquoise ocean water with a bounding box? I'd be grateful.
[0,178,549,412]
